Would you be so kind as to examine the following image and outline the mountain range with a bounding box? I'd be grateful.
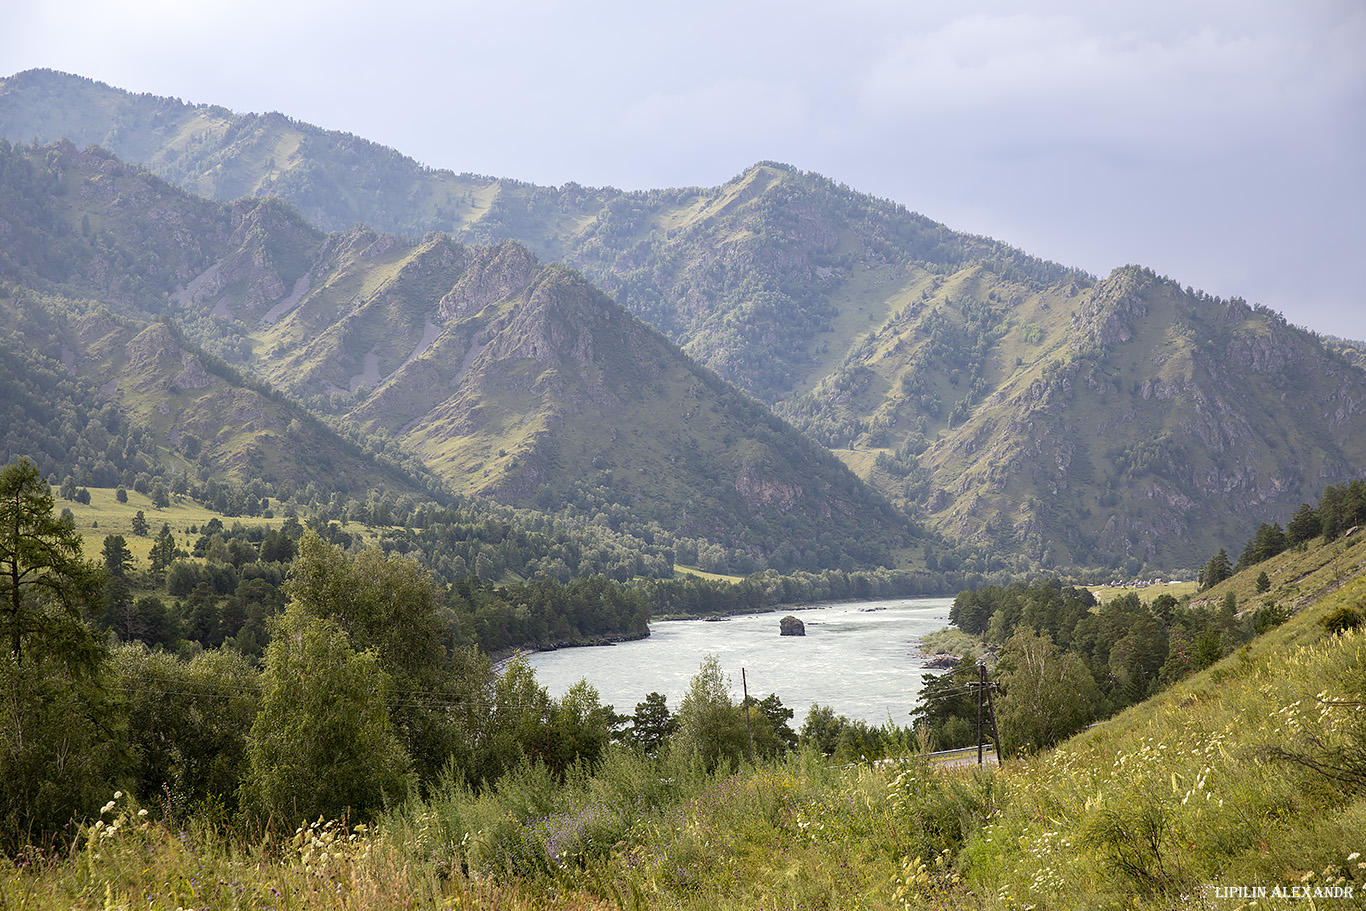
[0,135,914,571]
[2,67,1364,574]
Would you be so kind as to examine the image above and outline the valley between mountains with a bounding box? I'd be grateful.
[2,64,1366,911]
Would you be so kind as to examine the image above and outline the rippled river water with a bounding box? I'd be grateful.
[526,597,954,727]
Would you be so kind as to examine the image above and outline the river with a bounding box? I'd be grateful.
[525,597,954,727]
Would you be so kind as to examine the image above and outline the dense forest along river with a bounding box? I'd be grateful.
[526,597,953,727]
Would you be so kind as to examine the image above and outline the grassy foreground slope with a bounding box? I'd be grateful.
[9,534,1365,908]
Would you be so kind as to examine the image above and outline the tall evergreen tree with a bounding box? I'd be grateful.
[1285,503,1322,546]
[628,692,676,755]
[101,534,135,639]
[0,457,103,666]
[0,457,117,848]
[1199,548,1233,590]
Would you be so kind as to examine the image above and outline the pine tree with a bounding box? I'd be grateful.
[148,524,175,583]
[1199,548,1232,590]
[101,535,136,639]
[628,691,676,755]
[1286,503,1322,546]
[0,457,103,665]
[0,458,116,846]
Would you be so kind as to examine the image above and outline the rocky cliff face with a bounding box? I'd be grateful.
[436,242,538,322]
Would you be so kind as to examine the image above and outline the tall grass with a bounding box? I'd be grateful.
[7,578,1366,909]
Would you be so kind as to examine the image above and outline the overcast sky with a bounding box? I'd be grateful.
[5,0,1364,339]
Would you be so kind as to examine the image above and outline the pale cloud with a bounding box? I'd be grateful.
[862,13,1317,153]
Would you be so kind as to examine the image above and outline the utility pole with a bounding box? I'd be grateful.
[968,662,1003,765]
[742,667,754,765]
[985,671,1003,765]
[975,661,986,766]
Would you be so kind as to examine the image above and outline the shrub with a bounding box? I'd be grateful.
[1322,604,1364,635]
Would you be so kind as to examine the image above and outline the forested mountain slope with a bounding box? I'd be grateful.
[797,264,1366,570]
[0,138,918,569]
[0,70,1082,407]
[0,290,440,504]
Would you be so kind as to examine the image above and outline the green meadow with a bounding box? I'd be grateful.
[61,487,379,565]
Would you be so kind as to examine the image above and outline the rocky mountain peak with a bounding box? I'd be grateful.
[437,241,539,322]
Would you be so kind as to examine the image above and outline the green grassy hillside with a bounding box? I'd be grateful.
[58,485,289,565]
